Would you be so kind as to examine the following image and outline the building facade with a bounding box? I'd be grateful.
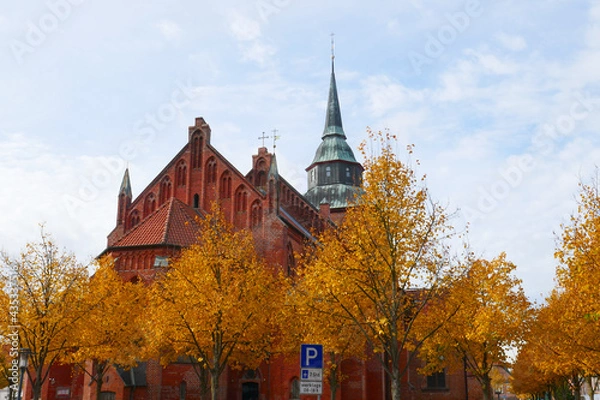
[21,59,481,400]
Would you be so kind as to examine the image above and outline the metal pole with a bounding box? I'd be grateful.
[16,368,25,400]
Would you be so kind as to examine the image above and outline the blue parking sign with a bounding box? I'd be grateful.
[300,344,323,369]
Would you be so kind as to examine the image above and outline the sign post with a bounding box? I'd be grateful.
[300,344,323,397]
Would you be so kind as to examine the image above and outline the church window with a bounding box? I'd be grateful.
[191,133,203,169]
[128,210,140,229]
[220,171,232,199]
[206,157,217,185]
[179,381,186,400]
[193,193,199,209]
[235,186,248,212]
[144,193,156,217]
[251,200,262,227]
[290,378,300,400]
[346,167,351,178]
[153,256,169,268]
[326,166,331,178]
[256,170,266,188]
[426,370,446,389]
[159,176,172,205]
[176,160,187,186]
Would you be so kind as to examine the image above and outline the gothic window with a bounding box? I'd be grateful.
[159,176,172,205]
[426,370,446,389]
[128,210,140,229]
[193,193,199,209]
[176,160,187,186]
[179,381,186,400]
[191,133,203,169]
[234,186,248,213]
[290,378,300,400]
[251,200,262,227]
[220,171,232,199]
[144,193,156,217]
[256,171,266,188]
[206,157,217,185]
[286,243,295,276]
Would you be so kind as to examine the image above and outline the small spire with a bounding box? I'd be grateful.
[323,34,345,139]
[120,168,132,198]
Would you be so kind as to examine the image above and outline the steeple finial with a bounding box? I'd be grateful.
[331,33,335,62]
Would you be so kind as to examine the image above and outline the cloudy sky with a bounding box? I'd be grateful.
[1,0,599,302]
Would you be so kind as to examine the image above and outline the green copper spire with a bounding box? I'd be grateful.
[323,58,346,139]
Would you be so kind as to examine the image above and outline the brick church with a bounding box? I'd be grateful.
[25,58,483,400]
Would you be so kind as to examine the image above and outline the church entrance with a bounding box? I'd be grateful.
[242,382,259,400]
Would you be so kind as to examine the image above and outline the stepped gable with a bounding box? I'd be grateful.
[112,197,203,248]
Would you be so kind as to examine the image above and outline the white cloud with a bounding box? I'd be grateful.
[240,41,276,66]
[228,11,262,42]
[156,20,182,41]
[495,32,527,51]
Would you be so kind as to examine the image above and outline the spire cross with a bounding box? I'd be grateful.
[272,129,281,151]
[258,132,270,147]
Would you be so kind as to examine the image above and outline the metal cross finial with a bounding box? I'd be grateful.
[272,129,281,151]
[330,32,335,61]
[258,131,270,147]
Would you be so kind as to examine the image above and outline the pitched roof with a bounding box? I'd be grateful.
[113,197,203,248]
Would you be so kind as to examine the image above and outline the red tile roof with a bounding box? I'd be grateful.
[113,197,203,248]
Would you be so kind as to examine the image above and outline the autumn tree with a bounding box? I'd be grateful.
[64,256,146,400]
[0,228,90,400]
[419,254,532,400]
[299,130,459,400]
[148,206,283,400]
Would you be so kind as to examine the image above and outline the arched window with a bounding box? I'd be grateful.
[179,381,186,400]
[286,243,295,276]
[128,210,140,229]
[144,193,156,217]
[220,171,232,199]
[191,132,203,169]
[234,186,248,213]
[206,157,217,185]
[251,200,262,227]
[290,378,300,400]
[176,160,187,186]
[193,193,200,209]
[159,176,172,205]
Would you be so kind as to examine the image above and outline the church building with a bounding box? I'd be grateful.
[24,57,480,400]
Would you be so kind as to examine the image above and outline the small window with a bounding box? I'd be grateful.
[346,167,351,178]
[290,378,300,400]
[193,193,200,209]
[179,381,187,400]
[426,370,446,389]
[99,392,116,400]
[154,256,169,267]
[326,166,331,178]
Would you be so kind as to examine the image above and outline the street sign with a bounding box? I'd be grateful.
[300,381,323,395]
[301,368,323,381]
[300,344,323,369]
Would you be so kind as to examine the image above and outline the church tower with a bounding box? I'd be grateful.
[305,52,363,221]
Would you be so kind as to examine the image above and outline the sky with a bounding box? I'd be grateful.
[1,0,599,303]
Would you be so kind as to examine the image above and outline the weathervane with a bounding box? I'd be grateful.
[272,129,281,152]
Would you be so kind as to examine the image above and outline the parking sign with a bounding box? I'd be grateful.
[300,344,323,369]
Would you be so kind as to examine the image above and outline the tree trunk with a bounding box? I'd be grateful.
[210,369,219,400]
[94,362,106,400]
[32,368,43,400]
[328,354,339,400]
[390,367,401,400]
[481,374,493,400]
